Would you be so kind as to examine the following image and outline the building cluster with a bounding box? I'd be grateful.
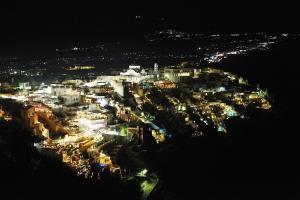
[20,102,68,138]
[0,63,272,180]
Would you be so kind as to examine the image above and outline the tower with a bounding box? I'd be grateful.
[154,63,158,73]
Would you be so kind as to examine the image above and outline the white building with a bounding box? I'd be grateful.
[51,84,82,105]
[129,65,141,70]
[119,65,150,83]
[19,82,31,90]
[96,76,125,96]
[78,110,108,133]
[61,94,81,105]
[154,63,158,73]
[51,84,73,96]
[62,79,83,86]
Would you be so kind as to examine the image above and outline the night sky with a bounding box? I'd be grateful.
[0,1,299,51]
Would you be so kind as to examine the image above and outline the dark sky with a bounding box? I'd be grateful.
[0,1,299,51]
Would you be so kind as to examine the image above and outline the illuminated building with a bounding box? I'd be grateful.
[0,107,4,118]
[129,65,141,70]
[95,153,113,170]
[29,113,38,129]
[83,95,97,104]
[153,81,176,89]
[79,139,97,151]
[109,80,124,96]
[119,65,150,83]
[120,68,141,77]
[88,85,114,95]
[78,110,108,133]
[202,67,223,74]
[193,68,201,78]
[98,153,112,165]
[22,105,38,129]
[151,130,165,143]
[22,103,67,135]
[154,63,158,72]
[18,82,31,91]
[62,79,83,86]
[51,84,68,96]
[175,104,187,112]
[51,84,82,105]
[21,104,51,138]
[238,77,248,85]
[51,84,81,96]
[164,67,194,82]
[120,65,146,83]
[95,65,151,96]
[64,65,95,71]
[61,94,82,106]
[3,113,13,122]
[117,107,139,123]
[33,122,50,138]
[96,76,124,96]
